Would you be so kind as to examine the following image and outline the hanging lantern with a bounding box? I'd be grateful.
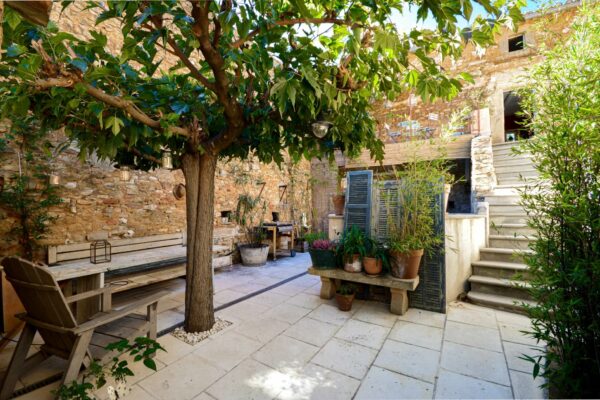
[311,121,333,138]
[119,166,131,181]
[161,150,173,170]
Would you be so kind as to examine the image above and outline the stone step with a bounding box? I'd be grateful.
[472,260,531,280]
[466,291,534,314]
[490,213,528,224]
[490,223,536,236]
[469,275,532,300]
[489,235,534,250]
[493,156,533,167]
[496,170,539,180]
[489,205,528,215]
[485,195,522,206]
[480,247,531,263]
[495,165,538,176]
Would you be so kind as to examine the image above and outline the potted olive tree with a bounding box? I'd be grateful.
[339,226,367,273]
[386,158,445,279]
[234,194,269,266]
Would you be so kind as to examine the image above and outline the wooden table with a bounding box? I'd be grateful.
[48,246,187,322]
[307,267,419,315]
[262,223,295,260]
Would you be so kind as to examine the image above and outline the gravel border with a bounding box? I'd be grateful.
[171,318,233,345]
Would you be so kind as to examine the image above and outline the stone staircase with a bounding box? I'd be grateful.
[467,142,538,313]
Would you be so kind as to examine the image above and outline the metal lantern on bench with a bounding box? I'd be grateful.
[90,240,111,264]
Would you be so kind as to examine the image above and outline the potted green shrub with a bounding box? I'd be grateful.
[308,238,337,269]
[234,193,269,266]
[386,159,444,279]
[363,239,387,276]
[335,283,356,311]
[339,226,367,273]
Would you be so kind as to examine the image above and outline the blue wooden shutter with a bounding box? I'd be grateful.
[344,170,373,234]
[408,182,446,313]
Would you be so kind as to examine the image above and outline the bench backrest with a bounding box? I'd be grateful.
[48,232,185,265]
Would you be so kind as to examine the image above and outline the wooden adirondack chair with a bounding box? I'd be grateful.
[0,256,167,400]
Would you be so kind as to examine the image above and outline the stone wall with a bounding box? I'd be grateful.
[310,158,339,234]
[0,140,310,259]
[370,4,579,145]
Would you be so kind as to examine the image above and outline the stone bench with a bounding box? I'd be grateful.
[307,267,420,315]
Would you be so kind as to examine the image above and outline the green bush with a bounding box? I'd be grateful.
[518,5,600,397]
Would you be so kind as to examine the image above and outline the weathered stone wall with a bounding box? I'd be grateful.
[0,139,310,258]
[310,158,339,234]
[371,4,579,145]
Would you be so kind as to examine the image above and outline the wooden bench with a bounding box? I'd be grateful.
[307,267,420,315]
[48,233,233,294]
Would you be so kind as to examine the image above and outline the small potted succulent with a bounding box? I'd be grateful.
[306,232,337,269]
[339,226,367,273]
[335,283,356,311]
[363,239,387,276]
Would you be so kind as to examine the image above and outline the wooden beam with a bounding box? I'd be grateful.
[5,1,52,26]
[345,134,474,169]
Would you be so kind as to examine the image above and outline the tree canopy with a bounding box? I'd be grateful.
[1,0,524,168]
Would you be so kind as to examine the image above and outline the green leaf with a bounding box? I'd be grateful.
[5,9,22,30]
[6,44,26,58]
[71,59,88,73]
[290,0,311,19]
[68,99,81,109]
[106,116,124,135]
[143,358,157,371]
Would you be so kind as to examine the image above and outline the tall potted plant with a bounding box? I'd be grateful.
[339,225,367,273]
[234,194,269,266]
[386,158,445,279]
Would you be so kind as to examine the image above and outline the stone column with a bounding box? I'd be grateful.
[470,108,497,201]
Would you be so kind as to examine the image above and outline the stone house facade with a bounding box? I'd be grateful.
[313,2,580,230]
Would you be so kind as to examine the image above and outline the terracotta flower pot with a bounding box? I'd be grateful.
[363,257,382,275]
[335,293,355,311]
[389,249,424,279]
[344,254,362,273]
[332,194,345,216]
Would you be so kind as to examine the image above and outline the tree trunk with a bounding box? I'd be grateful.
[182,151,217,332]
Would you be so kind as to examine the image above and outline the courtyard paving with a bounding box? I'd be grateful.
[12,253,546,399]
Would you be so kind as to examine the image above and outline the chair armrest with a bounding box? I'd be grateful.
[73,290,168,334]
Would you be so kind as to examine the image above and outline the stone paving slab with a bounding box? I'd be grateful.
[8,254,547,399]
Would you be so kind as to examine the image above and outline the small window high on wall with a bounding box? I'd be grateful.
[508,35,525,52]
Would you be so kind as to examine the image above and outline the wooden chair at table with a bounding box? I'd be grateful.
[0,256,167,400]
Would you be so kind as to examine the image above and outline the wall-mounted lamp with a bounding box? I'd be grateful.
[49,174,61,186]
[161,150,173,170]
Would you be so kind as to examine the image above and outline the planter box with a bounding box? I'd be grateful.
[309,249,337,269]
